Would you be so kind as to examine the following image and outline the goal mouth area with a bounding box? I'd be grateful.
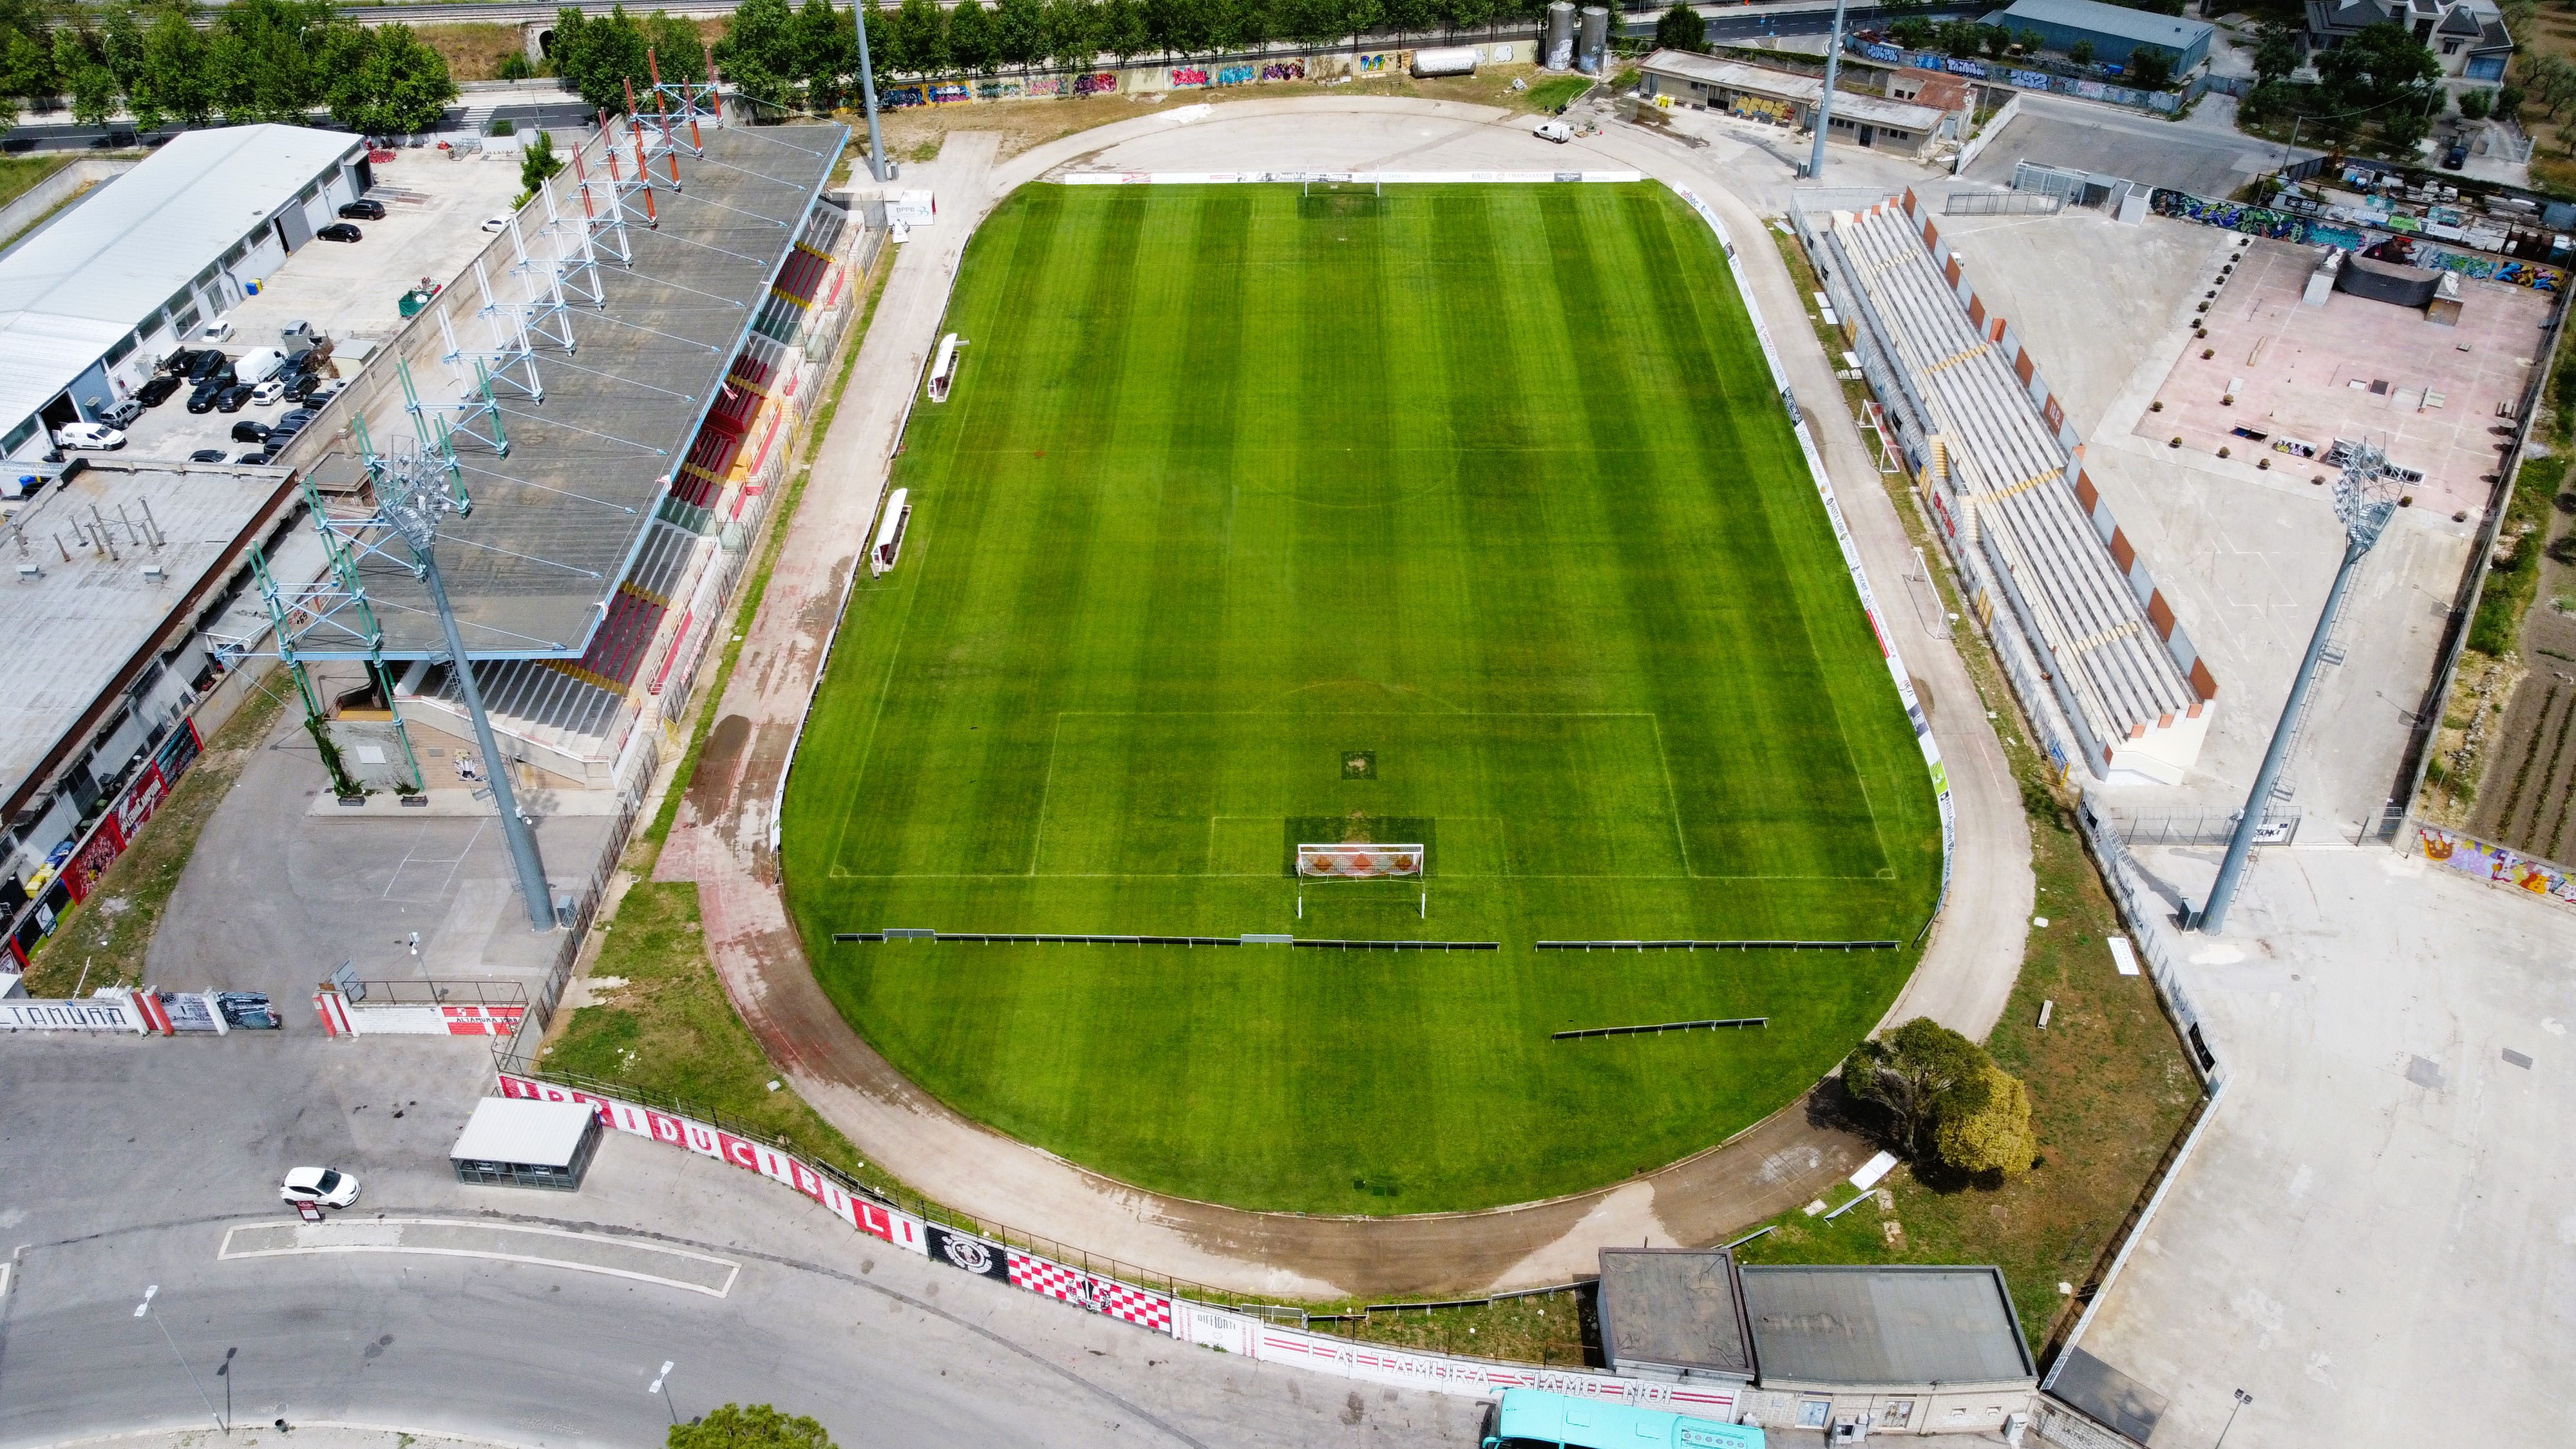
[1296,844,1426,879]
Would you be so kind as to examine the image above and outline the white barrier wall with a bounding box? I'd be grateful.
[497,1073,1747,1419]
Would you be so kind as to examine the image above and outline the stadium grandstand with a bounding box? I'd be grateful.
[280,109,861,790]
[1810,195,2213,785]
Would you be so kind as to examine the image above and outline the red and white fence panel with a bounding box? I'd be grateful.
[497,1073,1748,1417]
[313,987,529,1037]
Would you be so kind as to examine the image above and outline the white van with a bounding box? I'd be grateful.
[234,346,290,384]
[1534,119,1574,144]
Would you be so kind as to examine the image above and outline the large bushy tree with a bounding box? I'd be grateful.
[667,1404,835,1449]
[1840,1017,1991,1159]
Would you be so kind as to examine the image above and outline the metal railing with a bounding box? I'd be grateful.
[1946,191,2064,217]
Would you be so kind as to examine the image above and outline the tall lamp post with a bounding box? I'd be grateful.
[379,448,556,932]
[852,2,893,181]
[1806,0,1850,180]
[649,1359,679,1426]
[135,1286,227,1436]
[2196,444,2399,934]
[2213,1388,2254,1448]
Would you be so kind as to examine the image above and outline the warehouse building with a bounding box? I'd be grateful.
[1981,0,2214,73]
[0,124,372,460]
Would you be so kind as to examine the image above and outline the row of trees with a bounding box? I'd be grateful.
[0,0,456,133]
[702,0,1553,110]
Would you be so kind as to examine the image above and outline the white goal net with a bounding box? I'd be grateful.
[1296,844,1425,879]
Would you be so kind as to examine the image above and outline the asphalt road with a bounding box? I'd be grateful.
[0,1037,1481,1449]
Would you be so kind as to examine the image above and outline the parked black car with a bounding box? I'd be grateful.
[317,222,361,243]
[231,420,271,442]
[187,448,227,462]
[213,383,254,413]
[137,374,181,407]
[185,382,225,413]
[2443,144,2468,171]
[337,198,386,220]
[184,350,229,384]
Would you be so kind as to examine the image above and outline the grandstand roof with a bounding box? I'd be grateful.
[334,118,842,659]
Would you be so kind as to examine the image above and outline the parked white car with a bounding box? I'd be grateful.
[251,377,292,406]
[55,422,126,450]
[1534,119,1573,144]
[280,1166,361,1208]
[480,214,510,233]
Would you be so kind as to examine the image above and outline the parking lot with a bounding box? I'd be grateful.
[101,132,567,466]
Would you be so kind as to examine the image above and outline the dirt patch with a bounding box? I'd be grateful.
[415,23,531,84]
[854,62,1545,168]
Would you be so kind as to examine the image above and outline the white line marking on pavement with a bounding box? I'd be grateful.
[217,1218,741,1298]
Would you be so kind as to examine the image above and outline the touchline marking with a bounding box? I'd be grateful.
[216,1219,741,1298]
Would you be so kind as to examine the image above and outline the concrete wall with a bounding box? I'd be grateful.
[0,158,134,254]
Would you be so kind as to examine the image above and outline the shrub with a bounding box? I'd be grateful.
[1935,1063,2037,1179]
[2069,38,2095,67]
[2459,87,2494,121]
[2125,48,2173,91]
[498,50,535,81]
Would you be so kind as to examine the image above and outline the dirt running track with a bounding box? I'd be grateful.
[653,99,2033,1299]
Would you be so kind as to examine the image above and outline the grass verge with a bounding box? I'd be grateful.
[0,154,71,213]
[19,678,289,996]
[2467,453,2562,658]
[542,881,871,1180]
[1754,227,2202,1352]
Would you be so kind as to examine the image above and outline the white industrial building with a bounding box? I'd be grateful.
[0,124,374,460]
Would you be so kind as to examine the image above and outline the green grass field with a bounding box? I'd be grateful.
[780,183,1942,1215]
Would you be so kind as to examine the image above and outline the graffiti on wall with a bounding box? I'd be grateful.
[2419,825,2576,907]
[1171,66,1210,87]
[2150,187,2564,290]
[1732,93,1795,124]
[1855,41,2172,111]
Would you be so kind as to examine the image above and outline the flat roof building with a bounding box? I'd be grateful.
[450,1096,605,1190]
[1980,0,2215,71]
[1637,51,1959,160]
[0,125,373,459]
[1595,1250,2037,1438]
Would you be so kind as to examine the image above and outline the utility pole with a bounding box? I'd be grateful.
[135,1286,225,1437]
[1808,0,1850,180]
[852,1,893,182]
[380,450,556,933]
[2196,446,2398,934]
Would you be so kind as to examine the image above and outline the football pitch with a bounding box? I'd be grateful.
[780,182,1942,1215]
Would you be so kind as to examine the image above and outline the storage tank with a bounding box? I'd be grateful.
[1410,45,1479,78]
[1544,1,1575,71]
[1575,6,1609,75]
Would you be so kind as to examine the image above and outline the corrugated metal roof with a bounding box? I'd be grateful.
[1985,0,2215,47]
[1640,50,1951,131]
[448,1097,598,1167]
[1740,1265,2036,1387]
[0,125,359,431]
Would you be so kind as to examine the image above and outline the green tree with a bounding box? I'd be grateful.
[994,0,1042,71]
[1935,18,1981,58]
[555,5,650,109]
[2380,102,2432,153]
[2496,82,2523,122]
[667,1404,835,1449]
[1383,0,1434,43]
[1977,23,2009,58]
[518,127,564,204]
[2067,37,2094,66]
[893,0,949,74]
[1097,0,1151,61]
[2252,21,2300,86]
[1653,3,1703,52]
[2123,46,2172,90]
[2012,27,2042,54]
[1330,0,1383,55]
[719,0,800,108]
[499,49,536,80]
[793,0,850,108]
[947,0,997,71]
[1888,16,1933,48]
[1439,0,1497,41]
[2315,21,2438,113]
[2458,86,2492,120]
[1839,1018,1989,1159]
[1043,0,1097,70]
[1933,1063,2036,1180]
[0,27,52,123]
[859,0,895,79]
[1211,0,1271,55]
[326,24,459,136]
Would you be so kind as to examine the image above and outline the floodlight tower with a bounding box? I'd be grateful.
[852,0,893,181]
[378,445,558,933]
[2195,442,2400,934]
[1806,0,1850,180]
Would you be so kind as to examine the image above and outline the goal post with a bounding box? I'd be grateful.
[1301,176,1383,196]
[1296,843,1425,879]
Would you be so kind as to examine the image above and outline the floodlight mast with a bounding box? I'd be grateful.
[1806,0,1850,181]
[2195,443,2400,934]
[852,0,893,182]
[380,455,557,933]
